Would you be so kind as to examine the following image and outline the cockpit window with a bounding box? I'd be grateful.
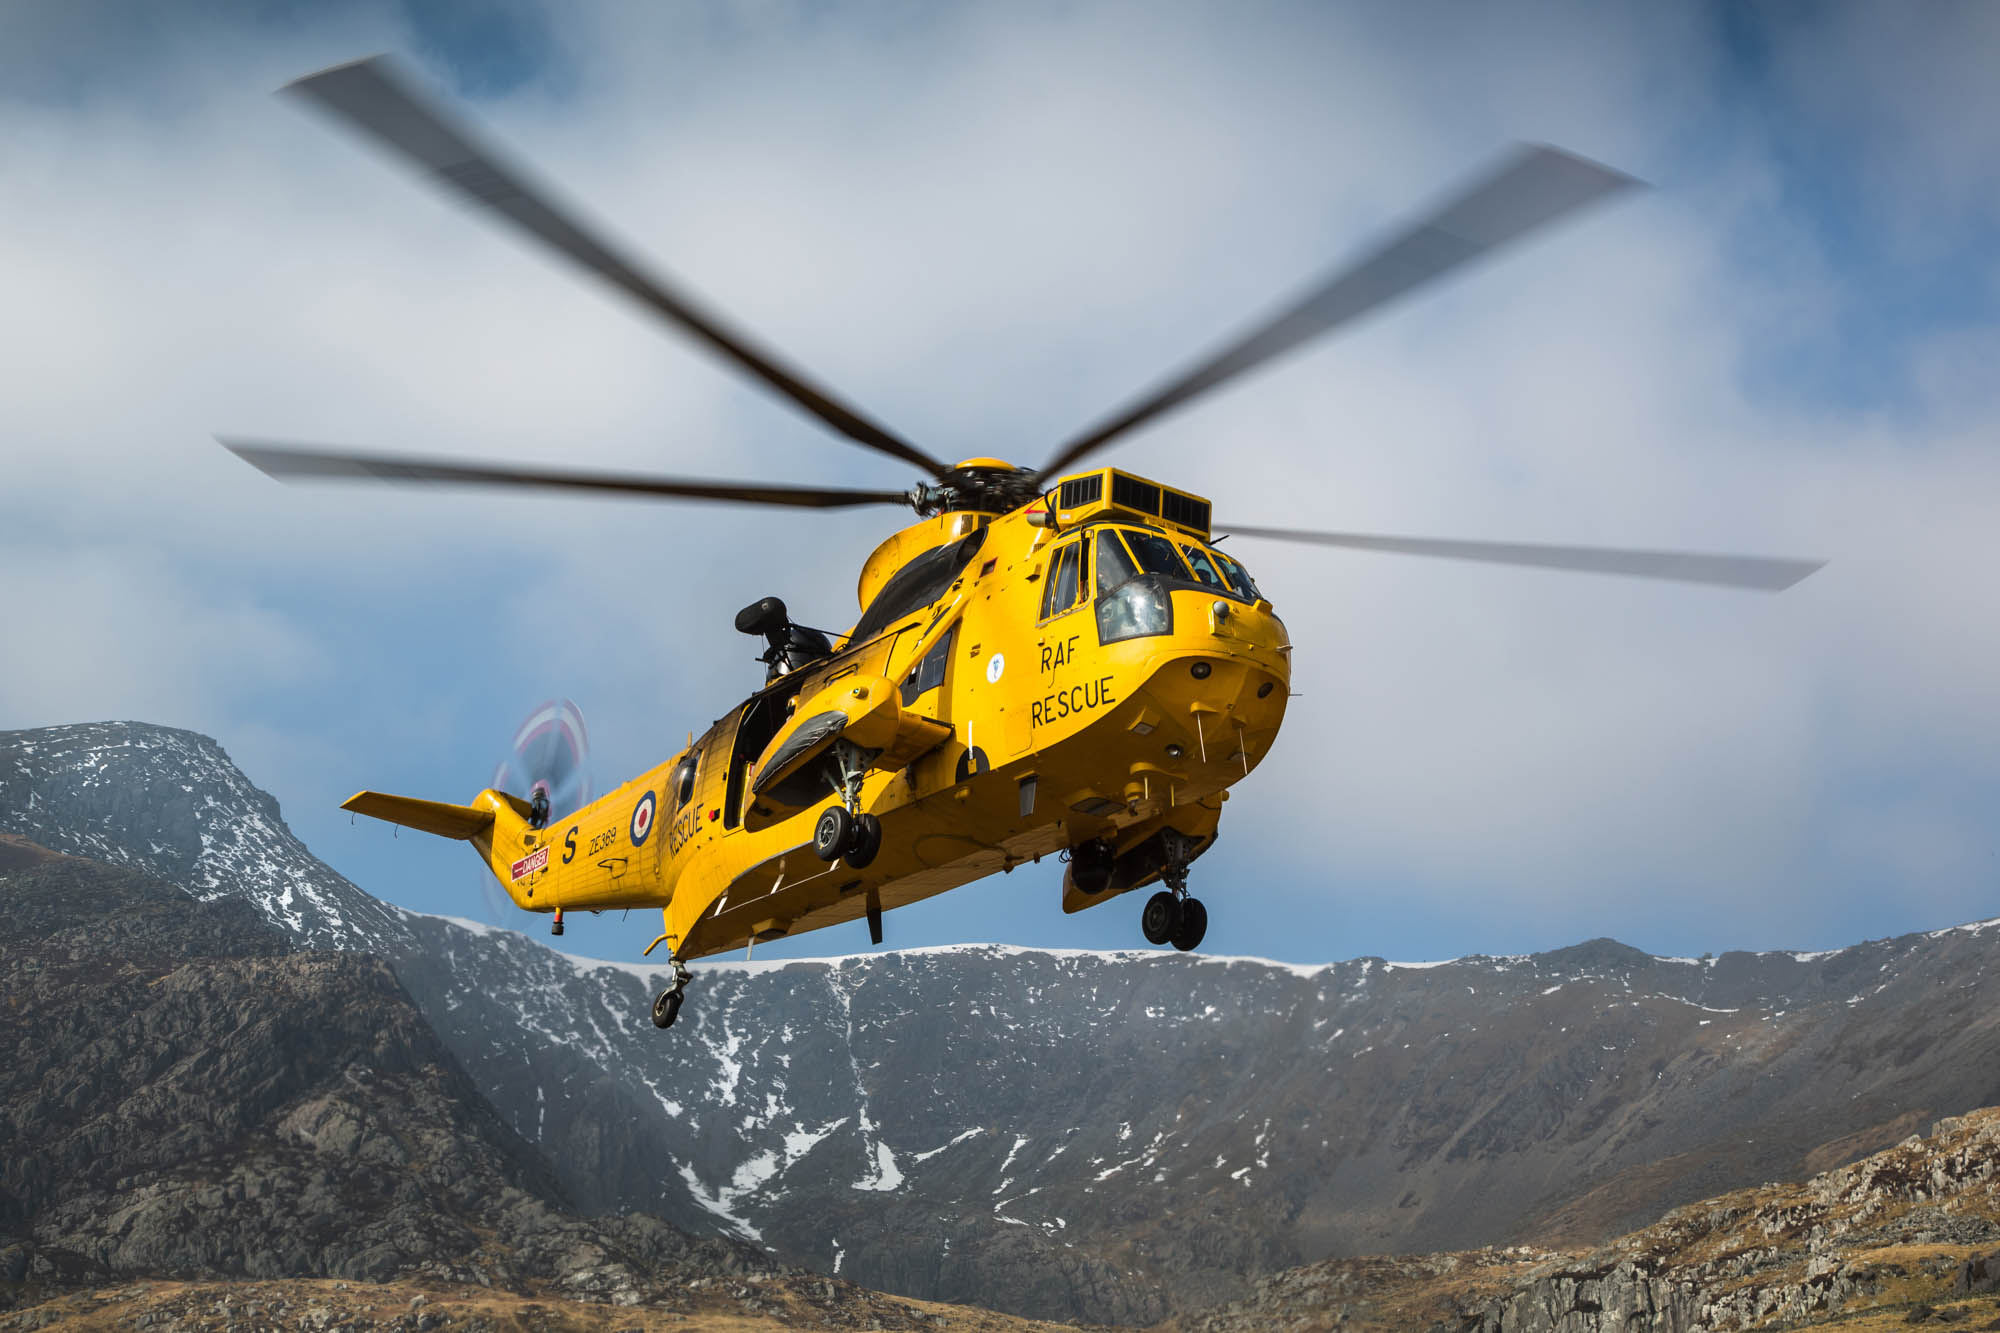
[1040,538,1088,621]
[1179,544,1227,590]
[1095,526,1262,604]
[1096,529,1139,595]
[1123,529,1192,581]
[1210,549,1261,601]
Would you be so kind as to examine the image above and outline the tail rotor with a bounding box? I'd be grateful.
[483,698,592,927]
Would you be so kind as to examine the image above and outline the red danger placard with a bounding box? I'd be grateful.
[510,845,550,881]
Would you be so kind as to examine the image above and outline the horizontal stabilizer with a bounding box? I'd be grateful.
[343,790,495,841]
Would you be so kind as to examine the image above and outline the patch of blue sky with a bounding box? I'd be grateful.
[1701,4,2000,422]
[0,0,560,106]
[398,0,560,100]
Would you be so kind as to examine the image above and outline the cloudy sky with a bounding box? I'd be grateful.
[5,1,1997,967]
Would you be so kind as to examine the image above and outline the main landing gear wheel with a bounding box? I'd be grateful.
[844,812,882,869]
[1171,897,1208,952]
[813,805,853,862]
[1142,829,1207,950]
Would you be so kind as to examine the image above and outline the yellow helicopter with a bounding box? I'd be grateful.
[224,58,1823,1030]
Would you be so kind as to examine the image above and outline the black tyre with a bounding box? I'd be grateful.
[845,812,882,869]
[1070,840,1115,895]
[651,989,683,1029]
[1141,890,1181,946]
[813,806,853,862]
[1170,897,1208,952]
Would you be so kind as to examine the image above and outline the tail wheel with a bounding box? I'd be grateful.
[1141,890,1180,946]
[845,813,882,869]
[651,988,683,1029]
[813,806,853,862]
[1170,898,1208,952]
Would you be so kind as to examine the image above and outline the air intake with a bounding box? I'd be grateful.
[1111,474,1161,516]
[1059,475,1103,510]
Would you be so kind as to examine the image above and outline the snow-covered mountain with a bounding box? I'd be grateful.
[7,721,2000,1323]
[0,722,408,951]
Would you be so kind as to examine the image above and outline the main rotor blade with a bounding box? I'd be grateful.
[287,56,947,477]
[1039,145,1639,480]
[222,438,913,510]
[1220,524,1824,591]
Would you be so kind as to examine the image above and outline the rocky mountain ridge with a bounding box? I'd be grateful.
[8,720,2000,1323]
[1178,1103,2000,1331]
[0,835,1054,1332]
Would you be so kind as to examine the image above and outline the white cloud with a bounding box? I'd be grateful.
[3,1,1997,960]
[0,544,319,731]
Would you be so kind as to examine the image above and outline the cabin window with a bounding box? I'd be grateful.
[900,625,954,705]
[670,751,700,809]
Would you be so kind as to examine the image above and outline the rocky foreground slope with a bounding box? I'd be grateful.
[9,721,2000,1323]
[0,836,1029,1331]
[1178,1105,2000,1332]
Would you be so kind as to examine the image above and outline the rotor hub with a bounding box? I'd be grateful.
[910,461,1041,517]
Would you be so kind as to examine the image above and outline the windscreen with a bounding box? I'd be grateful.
[1096,530,1139,594]
[1123,529,1191,581]
[1209,549,1260,601]
[1179,544,1228,590]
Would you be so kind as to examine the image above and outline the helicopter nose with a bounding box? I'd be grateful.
[1164,595,1290,766]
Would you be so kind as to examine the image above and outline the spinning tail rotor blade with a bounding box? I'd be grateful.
[493,698,592,818]
[1039,145,1639,480]
[221,438,914,509]
[485,699,592,928]
[1221,524,1824,591]
[286,56,947,477]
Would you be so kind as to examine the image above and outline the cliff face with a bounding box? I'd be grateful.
[1476,1105,2000,1332]
[0,838,740,1299]
[0,837,956,1333]
[10,721,2000,1324]
[1180,1106,2000,1332]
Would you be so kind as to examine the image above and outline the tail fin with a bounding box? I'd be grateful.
[342,790,503,840]
[344,788,543,911]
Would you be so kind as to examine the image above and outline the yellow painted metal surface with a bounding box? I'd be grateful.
[856,510,984,612]
[350,470,1292,965]
[341,790,494,841]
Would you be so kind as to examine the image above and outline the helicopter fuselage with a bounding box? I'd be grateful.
[448,465,1290,961]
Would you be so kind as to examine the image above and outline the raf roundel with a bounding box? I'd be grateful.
[629,790,657,847]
